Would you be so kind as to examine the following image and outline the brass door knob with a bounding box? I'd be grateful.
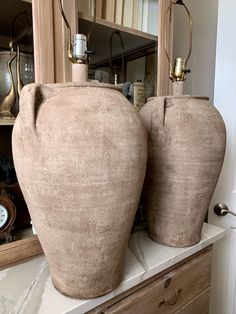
[214,203,236,217]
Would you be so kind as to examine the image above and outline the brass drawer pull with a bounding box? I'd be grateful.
[158,289,182,307]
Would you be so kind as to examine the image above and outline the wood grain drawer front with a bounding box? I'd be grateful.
[175,288,210,314]
[102,249,212,314]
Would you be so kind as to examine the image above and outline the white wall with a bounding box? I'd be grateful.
[173,0,218,102]
[208,0,236,313]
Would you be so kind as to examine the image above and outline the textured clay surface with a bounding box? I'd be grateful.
[139,96,226,247]
[12,82,147,298]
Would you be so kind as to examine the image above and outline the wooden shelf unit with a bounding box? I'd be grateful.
[32,0,172,96]
[0,119,15,126]
[78,12,158,42]
[0,228,43,269]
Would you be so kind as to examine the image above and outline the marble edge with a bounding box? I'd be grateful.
[65,224,225,314]
[140,224,226,281]
[65,272,148,314]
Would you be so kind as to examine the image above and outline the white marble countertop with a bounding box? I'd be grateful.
[0,223,225,314]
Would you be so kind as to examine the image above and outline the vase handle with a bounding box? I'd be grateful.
[19,83,56,134]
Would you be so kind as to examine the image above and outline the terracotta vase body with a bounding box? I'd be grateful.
[139,96,226,247]
[12,82,147,298]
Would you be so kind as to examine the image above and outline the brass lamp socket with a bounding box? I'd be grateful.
[171,57,190,82]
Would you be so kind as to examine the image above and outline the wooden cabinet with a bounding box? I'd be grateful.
[175,289,210,314]
[88,246,212,314]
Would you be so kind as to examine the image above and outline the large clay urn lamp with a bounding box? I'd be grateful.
[12,1,147,298]
[140,0,226,247]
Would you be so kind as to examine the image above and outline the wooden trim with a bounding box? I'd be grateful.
[53,0,78,82]
[0,234,43,269]
[101,0,107,20]
[0,119,15,126]
[32,0,78,83]
[120,0,124,25]
[175,288,210,314]
[105,0,116,23]
[96,0,103,19]
[157,0,172,96]
[53,0,67,83]
[32,0,55,83]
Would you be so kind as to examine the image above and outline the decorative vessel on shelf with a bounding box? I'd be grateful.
[12,1,147,299]
[140,94,226,247]
[13,80,147,298]
[139,0,226,247]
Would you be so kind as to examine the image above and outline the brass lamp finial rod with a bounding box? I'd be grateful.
[58,0,72,41]
[58,0,74,62]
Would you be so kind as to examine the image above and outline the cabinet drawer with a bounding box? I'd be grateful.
[175,288,210,314]
[102,249,212,314]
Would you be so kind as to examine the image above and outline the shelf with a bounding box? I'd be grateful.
[0,118,15,126]
[0,228,43,269]
[79,17,157,66]
[79,13,158,42]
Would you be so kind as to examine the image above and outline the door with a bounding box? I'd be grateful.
[208,1,236,314]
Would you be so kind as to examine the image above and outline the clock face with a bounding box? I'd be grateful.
[0,204,8,229]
